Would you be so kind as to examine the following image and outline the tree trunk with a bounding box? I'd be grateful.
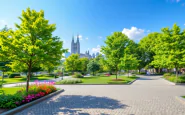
[175,67,178,83]
[138,69,141,74]
[26,65,32,93]
[116,71,117,80]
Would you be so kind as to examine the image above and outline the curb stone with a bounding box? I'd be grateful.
[1,89,64,115]
[175,96,185,104]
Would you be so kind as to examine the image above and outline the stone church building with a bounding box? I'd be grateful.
[71,35,93,59]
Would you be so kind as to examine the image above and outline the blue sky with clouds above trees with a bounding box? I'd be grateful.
[0,0,185,54]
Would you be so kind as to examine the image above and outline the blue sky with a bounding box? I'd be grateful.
[0,0,185,54]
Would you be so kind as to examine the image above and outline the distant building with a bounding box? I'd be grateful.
[96,52,100,57]
[92,53,96,58]
[70,35,93,59]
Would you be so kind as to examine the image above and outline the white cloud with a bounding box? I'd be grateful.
[147,30,151,33]
[86,37,88,40]
[122,27,145,41]
[79,35,83,40]
[92,45,101,53]
[75,35,83,40]
[184,24,185,26]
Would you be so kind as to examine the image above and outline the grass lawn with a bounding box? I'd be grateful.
[182,96,185,98]
[164,76,185,83]
[2,76,54,84]
[0,87,21,95]
[79,75,139,84]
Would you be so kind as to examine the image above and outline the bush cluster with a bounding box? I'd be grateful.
[72,72,83,78]
[56,78,82,84]
[9,74,21,78]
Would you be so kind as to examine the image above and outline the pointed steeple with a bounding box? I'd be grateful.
[77,34,80,43]
[71,35,75,54]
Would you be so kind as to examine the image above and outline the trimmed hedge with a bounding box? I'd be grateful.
[9,74,21,78]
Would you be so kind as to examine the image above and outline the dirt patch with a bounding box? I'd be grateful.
[111,79,124,81]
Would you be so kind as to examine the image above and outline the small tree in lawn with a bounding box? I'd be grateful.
[0,8,66,92]
[101,32,130,79]
[64,54,81,74]
[87,60,100,76]
[79,57,89,75]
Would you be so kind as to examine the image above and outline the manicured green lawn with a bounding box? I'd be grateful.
[79,75,138,84]
[2,77,54,84]
[0,87,21,94]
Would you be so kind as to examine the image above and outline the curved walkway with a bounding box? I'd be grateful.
[16,75,185,115]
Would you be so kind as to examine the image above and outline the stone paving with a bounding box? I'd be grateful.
[16,75,185,115]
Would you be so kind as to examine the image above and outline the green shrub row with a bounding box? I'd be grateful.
[9,74,21,78]
[55,78,82,84]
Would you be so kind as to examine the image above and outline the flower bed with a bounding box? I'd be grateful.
[0,80,57,109]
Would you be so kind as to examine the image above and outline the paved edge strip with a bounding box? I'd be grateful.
[175,96,185,105]
[1,89,64,115]
[162,78,185,85]
[55,78,139,85]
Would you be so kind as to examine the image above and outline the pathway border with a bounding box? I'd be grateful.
[55,78,139,85]
[1,89,64,115]
[162,78,185,85]
[176,96,185,105]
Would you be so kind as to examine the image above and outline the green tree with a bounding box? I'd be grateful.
[64,54,81,73]
[138,32,161,72]
[101,32,131,79]
[152,24,185,78]
[87,60,100,76]
[0,8,66,92]
[79,57,89,74]
[120,53,139,77]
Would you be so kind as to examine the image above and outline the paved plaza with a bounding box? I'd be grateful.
[16,75,185,115]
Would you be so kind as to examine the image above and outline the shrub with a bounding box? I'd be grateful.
[0,94,23,109]
[14,76,22,78]
[72,72,83,78]
[64,73,69,76]
[132,74,136,77]
[163,73,172,78]
[55,78,82,84]
[9,74,21,78]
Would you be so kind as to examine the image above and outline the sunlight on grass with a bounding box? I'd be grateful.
[1,87,21,94]
[2,77,54,84]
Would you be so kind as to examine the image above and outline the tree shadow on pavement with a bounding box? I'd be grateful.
[48,95,127,115]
